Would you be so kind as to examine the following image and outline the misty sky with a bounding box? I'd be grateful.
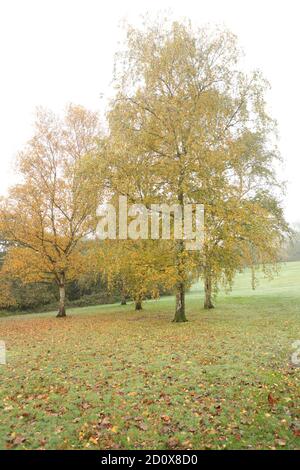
[0,0,299,223]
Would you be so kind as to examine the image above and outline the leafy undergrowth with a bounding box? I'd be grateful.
[1,259,300,451]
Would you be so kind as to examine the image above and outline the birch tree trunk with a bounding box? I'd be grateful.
[57,273,67,317]
[204,267,214,310]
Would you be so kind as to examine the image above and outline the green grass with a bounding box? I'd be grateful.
[0,262,299,449]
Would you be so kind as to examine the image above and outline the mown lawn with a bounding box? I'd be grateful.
[0,262,299,450]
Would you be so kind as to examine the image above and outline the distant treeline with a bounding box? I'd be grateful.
[1,225,298,315]
[0,241,174,314]
[284,226,300,262]
[0,267,172,314]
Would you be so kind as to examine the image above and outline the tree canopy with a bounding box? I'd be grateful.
[0,20,289,320]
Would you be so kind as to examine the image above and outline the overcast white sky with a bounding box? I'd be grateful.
[0,0,299,223]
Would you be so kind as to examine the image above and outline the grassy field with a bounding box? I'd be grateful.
[0,262,299,450]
